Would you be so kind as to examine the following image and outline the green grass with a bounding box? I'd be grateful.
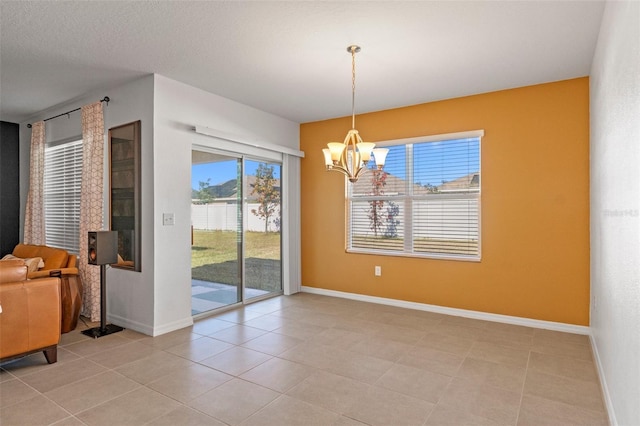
[191,230,281,292]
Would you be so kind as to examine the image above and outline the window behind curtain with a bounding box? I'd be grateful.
[348,132,482,261]
[44,139,83,254]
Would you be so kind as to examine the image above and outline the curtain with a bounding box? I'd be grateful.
[79,102,105,321]
[24,121,46,245]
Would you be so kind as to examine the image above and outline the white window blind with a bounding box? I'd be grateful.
[44,139,83,254]
[348,133,481,260]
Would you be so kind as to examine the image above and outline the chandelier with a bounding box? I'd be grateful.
[322,45,388,183]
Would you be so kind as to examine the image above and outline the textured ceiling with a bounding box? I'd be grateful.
[0,1,604,124]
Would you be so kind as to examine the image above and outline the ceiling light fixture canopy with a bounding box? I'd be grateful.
[322,45,388,183]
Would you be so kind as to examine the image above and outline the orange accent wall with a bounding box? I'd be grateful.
[300,77,590,325]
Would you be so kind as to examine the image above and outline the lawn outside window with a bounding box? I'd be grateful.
[347,130,483,261]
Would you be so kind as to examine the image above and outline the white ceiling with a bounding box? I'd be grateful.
[0,1,605,124]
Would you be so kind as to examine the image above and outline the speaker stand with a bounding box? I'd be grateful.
[82,264,124,338]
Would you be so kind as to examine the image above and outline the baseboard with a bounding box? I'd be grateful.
[301,286,591,335]
[108,314,194,337]
[590,334,617,426]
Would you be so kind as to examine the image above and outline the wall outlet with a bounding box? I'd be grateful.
[375,266,382,276]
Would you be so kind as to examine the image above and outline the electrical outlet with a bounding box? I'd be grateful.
[375,266,382,276]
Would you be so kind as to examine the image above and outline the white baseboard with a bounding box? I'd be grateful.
[108,314,194,337]
[590,334,617,426]
[301,286,591,335]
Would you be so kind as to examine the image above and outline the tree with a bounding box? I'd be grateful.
[251,163,280,233]
[194,178,214,204]
[367,170,387,237]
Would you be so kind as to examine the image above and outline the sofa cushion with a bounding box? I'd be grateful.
[0,261,28,283]
[13,244,69,270]
[2,254,44,273]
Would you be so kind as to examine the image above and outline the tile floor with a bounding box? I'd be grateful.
[0,293,608,425]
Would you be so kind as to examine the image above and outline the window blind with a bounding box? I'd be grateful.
[348,134,481,260]
[44,139,83,254]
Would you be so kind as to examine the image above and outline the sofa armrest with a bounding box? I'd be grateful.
[0,277,61,360]
[27,267,79,280]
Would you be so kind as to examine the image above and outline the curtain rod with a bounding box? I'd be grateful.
[26,96,110,128]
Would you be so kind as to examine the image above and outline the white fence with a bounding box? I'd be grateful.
[192,203,280,232]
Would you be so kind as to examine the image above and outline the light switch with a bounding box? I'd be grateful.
[163,213,175,226]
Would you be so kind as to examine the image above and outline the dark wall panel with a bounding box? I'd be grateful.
[0,121,20,256]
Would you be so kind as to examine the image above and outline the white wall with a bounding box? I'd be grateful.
[19,75,156,334]
[152,74,299,335]
[590,1,640,425]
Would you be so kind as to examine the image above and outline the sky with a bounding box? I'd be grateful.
[192,159,281,190]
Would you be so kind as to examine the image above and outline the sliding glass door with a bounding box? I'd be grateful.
[191,150,282,316]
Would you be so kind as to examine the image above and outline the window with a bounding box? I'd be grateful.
[348,131,482,260]
[44,139,83,254]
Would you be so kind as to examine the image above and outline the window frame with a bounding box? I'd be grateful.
[346,130,483,262]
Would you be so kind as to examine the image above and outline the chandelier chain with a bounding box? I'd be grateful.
[351,46,356,129]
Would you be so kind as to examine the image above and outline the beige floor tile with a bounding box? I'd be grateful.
[118,328,148,341]
[279,341,342,370]
[147,405,226,426]
[240,331,303,356]
[531,340,594,362]
[478,328,534,350]
[468,341,530,368]
[0,394,69,426]
[306,327,368,348]
[425,403,504,426]
[59,329,92,346]
[1,347,80,377]
[483,321,535,336]
[88,341,159,368]
[372,323,427,344]
[438,377,521,424]
[242,314,287,331]
[344,385,435,426]
[63,333,131,357]
[0,378,39,408]
[139,328,201,349]
[44,370,140,414]
[50,416,86,426]
[188,378,279,425]
[456,357,526,393]
[441,315,491,329]
[0,368,16,382]
[273,321,328,340]
[323,347,395,384]
[523,369,605,412]
[115,350,195,385]
[528,351,599,382]
[287,370,370,414]
[518,394,609,426]
[429,323,484,340]
[207,324,268,345]
[242,394,341,426]
[244,298,289,315]
[199,346,272,376]
[191,317,237,336]
[212,309,266,324]
[164,336,234,362]
[240,357,315,392]
[76,387,181,426]
[375,363,452,403]
[147,363,232,403]
[333,416,369,426]
[386,312,443,332]
[19,357,106,393]
[295,311,341,328]
[398,345,465,376]
[533,329,591,347]
[348,335,414,362]
[417,331,476,356]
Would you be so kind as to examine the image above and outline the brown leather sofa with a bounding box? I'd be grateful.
[0,260,61,364]
[9,244,83,333]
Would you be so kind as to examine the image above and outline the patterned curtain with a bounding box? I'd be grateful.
[24,121,46,245]
[79,102,105,321]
